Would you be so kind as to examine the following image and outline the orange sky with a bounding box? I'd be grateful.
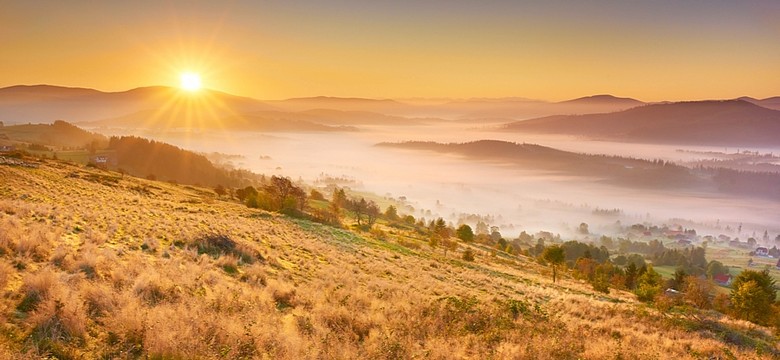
[2,1,779,101]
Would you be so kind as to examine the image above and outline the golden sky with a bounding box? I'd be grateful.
[2,1,779,101]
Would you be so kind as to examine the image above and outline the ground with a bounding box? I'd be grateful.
[0,156,777,359]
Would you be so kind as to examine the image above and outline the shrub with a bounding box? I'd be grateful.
[18,268,59,313]
[462,248,475,262]
[191,234,261,264]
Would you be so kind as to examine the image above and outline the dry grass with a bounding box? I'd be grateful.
[0,159,777,359]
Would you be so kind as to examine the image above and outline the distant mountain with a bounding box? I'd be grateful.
[557,94,644,107]
[379,140,780,200]
[412,94,645,121]
[0,85,276,124]
[738,96,780,111]
[502,100,780,146]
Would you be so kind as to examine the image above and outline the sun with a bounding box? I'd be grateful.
[180,72,202,92]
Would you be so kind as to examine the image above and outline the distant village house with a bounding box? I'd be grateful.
[754,247,769,257]
[713,274,733,286]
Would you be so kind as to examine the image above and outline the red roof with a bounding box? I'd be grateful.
[713,274,732,283]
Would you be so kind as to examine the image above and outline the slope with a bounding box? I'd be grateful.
[502,100,780,146]
[0,157,775,358]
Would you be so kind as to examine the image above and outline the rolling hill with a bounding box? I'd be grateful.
[0,156,776,358]
[0,120,107,149]
[410,95,645,121]
[502,100,780,146]
[0,85,276,125]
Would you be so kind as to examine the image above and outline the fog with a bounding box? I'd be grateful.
[94,123,780,240]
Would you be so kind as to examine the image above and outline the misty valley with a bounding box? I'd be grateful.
[2,86,780,359]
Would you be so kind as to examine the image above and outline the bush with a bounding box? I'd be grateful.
[191,234,261,264]
[463,249,475,262]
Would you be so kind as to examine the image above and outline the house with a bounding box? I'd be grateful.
[755,247,769,257]
[0,145,15,152]
[713,274,733,286]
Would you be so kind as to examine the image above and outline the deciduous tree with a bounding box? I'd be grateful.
[543,245,565,283]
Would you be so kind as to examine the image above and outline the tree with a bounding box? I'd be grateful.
[214,184,227,197]
[475,221,489,236]
[683,276,713,309]
[309,189,325,201]
[434,218,449,239]
[366,201,381,226]
[332,188,347,208]
[236,186,258,202]
[455,224,474,242]
[574,257,598,281]
[670,268,687,291]
[384,205,399,221]
[578,222,589,235]
[706,260,729,278]
[730,269,776,324]
[350,198,368,226]
[264,176,304,212]
[635,265,662,302]
[543,245,565,283]
[625,262,638,290]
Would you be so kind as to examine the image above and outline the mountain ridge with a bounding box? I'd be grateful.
[502,100,780,146]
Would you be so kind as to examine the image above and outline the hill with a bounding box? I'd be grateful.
[557,94,644,107]
[0,120,106,149]
[0,122,256,187]
[105,136,257,186]
[0,157,776,358]
[408,95,645,121]
[378,140,780,200]
[502,100,780,146]
[0,85,276,125]
[738,96,780,111]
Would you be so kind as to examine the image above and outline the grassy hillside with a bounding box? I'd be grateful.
[0,121,106,149]
[0,156,777,359]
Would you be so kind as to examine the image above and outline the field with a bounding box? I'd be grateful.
[0,156,778,359]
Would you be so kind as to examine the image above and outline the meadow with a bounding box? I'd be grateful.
[0,156,778,359]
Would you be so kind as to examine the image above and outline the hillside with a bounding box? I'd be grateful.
[0,120,106,149]
[105,136,256,187]
[502,100,780,146]
[378,140,780,200]
[0,158,777,358]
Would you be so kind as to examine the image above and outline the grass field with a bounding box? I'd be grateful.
[0,156,777,359]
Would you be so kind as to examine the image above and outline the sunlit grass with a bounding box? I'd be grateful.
[0,159,776,358]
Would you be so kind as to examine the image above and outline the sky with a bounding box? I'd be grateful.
[1,0,779,101]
